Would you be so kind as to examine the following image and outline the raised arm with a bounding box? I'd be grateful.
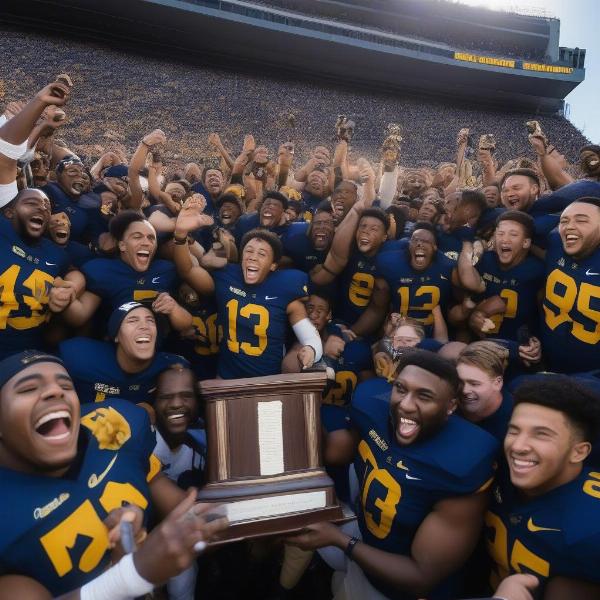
[173,197,216,296]
[0,78,70,185]
[456,241,486,293]
[129,129,166,210]
[207,132,234,171]
[350,277,391,338]
[529,135,574,190]
[310,200,364,286]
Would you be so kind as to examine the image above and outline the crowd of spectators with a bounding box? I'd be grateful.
[1,20,600,600]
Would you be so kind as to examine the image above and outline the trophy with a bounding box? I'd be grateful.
[197,372,347,541]
[335,115,355,143]
[525,120,548,149]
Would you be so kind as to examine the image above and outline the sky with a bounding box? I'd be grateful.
[456,0,599,143]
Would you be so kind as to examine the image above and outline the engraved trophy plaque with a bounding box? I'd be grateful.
[197,372,346,541]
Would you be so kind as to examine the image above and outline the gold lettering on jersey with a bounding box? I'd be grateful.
[12,245,26,258]
[368,429,389,452]
[229,286,247,297]
[33,493,70,520]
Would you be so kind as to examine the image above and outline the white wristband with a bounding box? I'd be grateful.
[292,318,323,362]
[0,180,18,208]
[79,553,154,600]
[0,136,29,160]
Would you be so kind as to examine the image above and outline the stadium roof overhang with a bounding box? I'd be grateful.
[0,0,585,114]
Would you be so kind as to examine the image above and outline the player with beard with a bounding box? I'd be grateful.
[282,202,336,273]
[0,351,227,597]
[58,210,192,333]
[541,197,600,373]
[286,350,498,600]
[0,189,71,358]
[457,211,545,343]
[485,377,600,599]
[456,341,512,442]
[59,302,189,404]
[352,223,454,338]
[173,197,322,378]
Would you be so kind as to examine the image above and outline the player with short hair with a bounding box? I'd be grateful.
[541,197,600,373]
[173,197,322,378]
[485,375,600,599]
[287,350,498,599]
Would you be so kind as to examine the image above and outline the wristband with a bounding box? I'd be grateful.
[344,536,359,560]
[141,140,152,149]
[173,234,188,245]
[0,180,18,208]
[79,553,154,600]
[0,136,28,160]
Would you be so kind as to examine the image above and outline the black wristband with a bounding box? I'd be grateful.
[173,235,188,245]
[345,536,359,560]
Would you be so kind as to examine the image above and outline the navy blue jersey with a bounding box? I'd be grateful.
[165,298,219,381]
[486,465,600,591]
[300,191,324,222]
[474,389,513,443]
[334,249,378,325]
[213,264,308,378]
[281,223,327,272]
[233,212,290,246]
[81,257,178,308]
[475,251,545,340]
[350,379,498,599]
[42,182,93,243]
[0,217,70,358]
[376,247,454,330]
[530,181,600,216]
[59,337,189,403]
[435,226,475,262]
[63,240,96,269]
[541,231,600,373]
[0,400,160,596]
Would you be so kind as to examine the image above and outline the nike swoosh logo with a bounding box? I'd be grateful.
[440,275,448,280]
[45,261,57,266]
[405,473,421,481]
[396,460,409,471]
[586,269,599,276]
[151,277,161,283]
[527,517,561,533]
[265,296,278,300]
[88,454,118,488]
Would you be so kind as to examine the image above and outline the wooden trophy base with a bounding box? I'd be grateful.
[197,468,348,543]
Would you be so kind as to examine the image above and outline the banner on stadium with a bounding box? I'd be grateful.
[454,52,515,68]
[522,62,574,74]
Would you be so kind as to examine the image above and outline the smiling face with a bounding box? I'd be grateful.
[355,216,387,256]
[408,228,436,271]
[48,211,71,246]
[57,163,87,197]
[0,362,80,477]
[483,185,500,208]
[559,201,600,260]
[390,365,456,446]
[219,200,242,227]
[494,219,531,268]
[457,362,503,422]
[241,237,277,285]
[417,200,439,223]
[305,170,328,198]
[309,211,335,251]
[505,403,588,497]
[118,220,157,272]
[116,307,157,362]
[501,175,538,212]
[155,368,198,441]
[259,197,285,228]
[8,189,51,241]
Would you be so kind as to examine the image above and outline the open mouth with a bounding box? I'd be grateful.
[71,182,84,194]
[413,250,427,267]
[167,411,188,423]
[245,265,260,283]
[54,229,69,241]
[136,250,151,265]
[498,245,512,260]
[34,410,71,442]
[397,416,420,439]
[29,215,46,231]
[563,234,579,249]
[135,335,153,348]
